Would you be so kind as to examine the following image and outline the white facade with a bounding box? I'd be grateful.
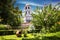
[23,4,32,23]
[21,4,35,29]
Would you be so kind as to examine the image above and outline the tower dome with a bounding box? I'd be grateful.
[26,4,30,6]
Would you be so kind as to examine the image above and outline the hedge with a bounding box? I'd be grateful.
[0,30,15,35]
[0,24,9,30]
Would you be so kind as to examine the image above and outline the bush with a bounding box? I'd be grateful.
[0,30,15,35]
[23,30,27,37]
[32,4,60,33]
[49,23,60,33]
[0,24,8,30]
[0,24,12,30]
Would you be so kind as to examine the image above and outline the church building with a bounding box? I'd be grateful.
[24,4,32,23]
[21,4,32,27]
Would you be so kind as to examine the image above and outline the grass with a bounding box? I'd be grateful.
[0,35,22,40]
[0,34,34,40]
[0,31,60,40]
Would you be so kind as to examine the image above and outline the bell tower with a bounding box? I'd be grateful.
[24,4,32,23]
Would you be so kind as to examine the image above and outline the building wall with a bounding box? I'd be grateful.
[24,4,32,23]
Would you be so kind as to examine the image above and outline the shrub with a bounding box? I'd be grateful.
[24,30,27,37]
[32,4,60,33]
[49,23,60,33]
[0,24,8,30]
[0,30,15,35]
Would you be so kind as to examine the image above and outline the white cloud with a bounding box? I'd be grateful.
[51,2,60,9]
[17,1,43,7]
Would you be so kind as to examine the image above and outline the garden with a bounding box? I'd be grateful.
[0,0,60,40]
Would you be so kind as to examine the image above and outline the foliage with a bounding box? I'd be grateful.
[0,0,22,28]
[0,24,10,30]
[32,3,60,32]
[0,30,15,35]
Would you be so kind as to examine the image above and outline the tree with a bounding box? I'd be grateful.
[0,0,15,24]
[0,0,22,28]
[32,3,60,32]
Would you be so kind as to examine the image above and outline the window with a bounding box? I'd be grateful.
[26,11,27,14]
[25,7,27,9]
[28,7,30,9]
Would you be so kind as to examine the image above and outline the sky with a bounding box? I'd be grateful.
[14,0,60,11]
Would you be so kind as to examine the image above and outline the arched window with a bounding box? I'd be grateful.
[25,7,27,9]
[28,7,30,9]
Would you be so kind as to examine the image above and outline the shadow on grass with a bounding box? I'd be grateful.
[42,36,60,40]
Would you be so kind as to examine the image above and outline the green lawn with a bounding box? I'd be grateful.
[0,34,34,40]
[0,32,60,40]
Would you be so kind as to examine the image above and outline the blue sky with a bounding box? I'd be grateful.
[14,0,60,11]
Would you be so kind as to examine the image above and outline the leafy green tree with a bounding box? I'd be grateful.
[0,0,15,24]
[0,0,22,28]
[32,3,60,32]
